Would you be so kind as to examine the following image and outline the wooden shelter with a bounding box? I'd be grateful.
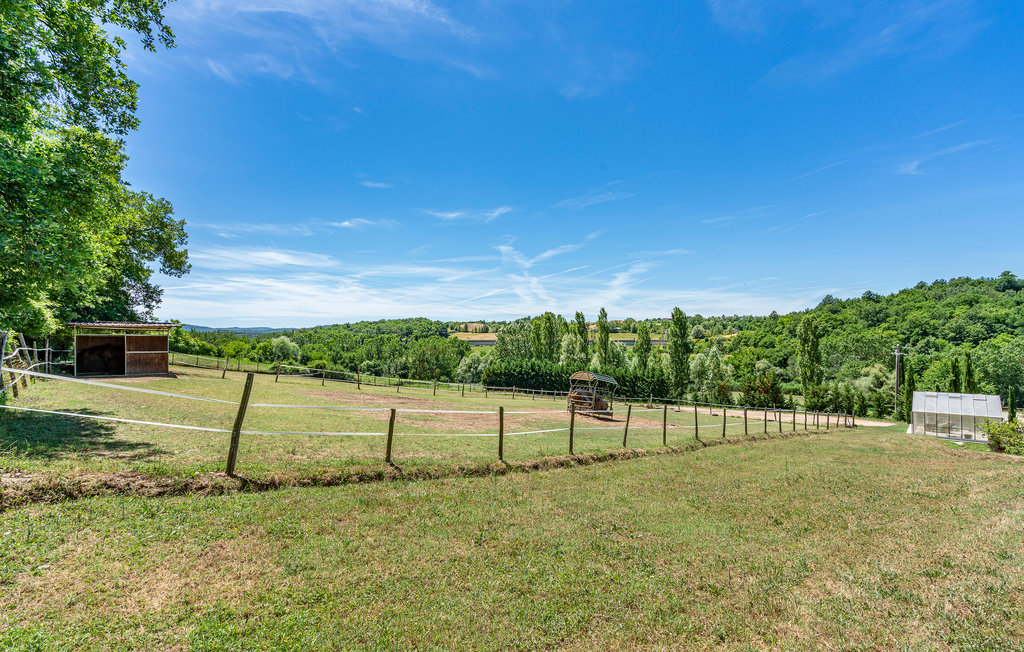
[69,322,174,377]
[567,371,618,415]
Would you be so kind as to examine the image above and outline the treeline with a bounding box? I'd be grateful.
[176,272,1024,417]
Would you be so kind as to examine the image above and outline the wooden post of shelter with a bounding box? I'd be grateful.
[225,373,255,477]
[623,404,632,447]
[385,408,397,463]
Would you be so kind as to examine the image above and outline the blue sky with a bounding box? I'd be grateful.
[122,0,1024,327]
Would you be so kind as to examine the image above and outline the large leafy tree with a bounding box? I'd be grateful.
[596,307,610,360]
[1,0,187,334]
[667,307,692,396]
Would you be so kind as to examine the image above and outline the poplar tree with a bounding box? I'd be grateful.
[574,312,588,348]
[668,307,692,396]
[796,314,823,396]
[634,323,651,373]
[596,308,610,361]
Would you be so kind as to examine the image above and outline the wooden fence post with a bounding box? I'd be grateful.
[744,407,748,436]
[275,362,281,383]
[792,408,797,432]
[512,386,517,400]
[498,406,505,461]
[225,373,255,476]
[722,407,727,438]
[322,369,326,386]
[433,379,437,396]
[569,405,576,455]
[662,405,668,446]
[45,339,50,375]
[804,410,808,431]
[693,402,698,439]
[18,334,31,386]
[763,407,768,434]
[852,411,856,427]
[222,357,229,379]
[623,404,632,447]
[357,365,361,390]
[0,331,8,401]
[385,408,397,463]
[461,383,465,397]
[825,413,830,429]
[778,409,782,434]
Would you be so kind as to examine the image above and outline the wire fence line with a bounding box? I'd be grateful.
[2,353,855,475]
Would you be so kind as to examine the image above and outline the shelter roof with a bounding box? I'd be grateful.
[68,321,176,332]
[911,391,1003,418]
[569,371,618,386]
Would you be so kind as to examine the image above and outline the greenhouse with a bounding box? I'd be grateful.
[908,391,1005,441]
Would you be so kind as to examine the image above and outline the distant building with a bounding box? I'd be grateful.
[908,391,1005,441]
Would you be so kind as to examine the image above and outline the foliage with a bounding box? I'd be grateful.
[797,314,823,395]
[455,351,488,384]
[0,0,186,335]
[270,336,300,362]
[667,307,692,396]
[633,323,652,373]
[981,420,1024,456]
[596,308,610,361]
[168,327,217,357]
[690,346,732,404]
[1009,387,1016,423]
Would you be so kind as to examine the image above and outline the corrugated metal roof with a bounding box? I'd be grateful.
[569,371,619,385]
[68,321,176,332]
[912,391,1003,418]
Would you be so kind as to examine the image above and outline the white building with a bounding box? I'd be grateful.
[908,391,1005,441]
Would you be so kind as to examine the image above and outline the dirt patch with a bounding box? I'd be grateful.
[0,430,825,510]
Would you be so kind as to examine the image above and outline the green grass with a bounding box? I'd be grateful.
[1,427,1021,649]
[0,365,807,482]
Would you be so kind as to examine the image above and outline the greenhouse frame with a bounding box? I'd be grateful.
[908,391,1005,441]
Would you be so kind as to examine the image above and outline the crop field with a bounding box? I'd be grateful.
[1,425,1022,649]
[0,365,823,487]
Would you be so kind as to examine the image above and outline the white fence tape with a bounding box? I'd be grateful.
[0,366,237,404]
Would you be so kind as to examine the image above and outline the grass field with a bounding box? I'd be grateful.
[1,425,1021,649]
[0,365,811,485]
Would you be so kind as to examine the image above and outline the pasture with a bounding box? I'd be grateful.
[0,365,817,488]
[1,426,1022,649]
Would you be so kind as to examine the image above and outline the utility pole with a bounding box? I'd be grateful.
[892,343,901,413]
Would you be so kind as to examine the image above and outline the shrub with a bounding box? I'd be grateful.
[981,420,1024,456]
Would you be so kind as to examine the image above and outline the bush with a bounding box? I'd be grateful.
[981,420,1024,455]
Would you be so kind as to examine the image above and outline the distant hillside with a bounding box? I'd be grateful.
[183,324,287,336]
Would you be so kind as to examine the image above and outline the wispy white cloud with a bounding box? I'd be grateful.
[702,205,777,227]
[327,218,395,229]
[554,190,634,210]
[496,232,602,269]
[912,120,968,139]
[359,180,394,189]
[424,206,511,223]
[789,159,848,182]
[896,139,994,175]
[190,246,341,270]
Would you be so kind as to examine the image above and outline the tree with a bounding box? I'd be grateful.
[949,358,962,393]
[596,308,610,361]
[1,1,186,334]
[574,311,588,347]
[902,358,916,422]
[689,346,732,404]
[668,307,692,396]
[270,336,300,362]
[963,353,978,394]
[797,315,824,396]
[493,320,534,362]
[633,323,652,373]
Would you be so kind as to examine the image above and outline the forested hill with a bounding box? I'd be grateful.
[723,271,1024,397]
[177,272,1024,412]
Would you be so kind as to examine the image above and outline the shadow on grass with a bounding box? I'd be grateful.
[0,410,170,462]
